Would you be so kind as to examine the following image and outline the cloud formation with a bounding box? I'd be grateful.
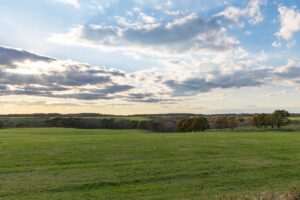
[275,59,300,82]
[0,46,135,101]
[1,45,300,104]
[165,69,270,96]
[55,0,80,9]
[48,14,239,55]
[275,6,300,40]
[216,0,265,27]
[0,46,55,68]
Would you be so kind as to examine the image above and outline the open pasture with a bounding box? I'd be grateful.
[0,128,300,199]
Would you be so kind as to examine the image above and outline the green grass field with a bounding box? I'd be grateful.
[1,128,300,199]
[290,117,300,121]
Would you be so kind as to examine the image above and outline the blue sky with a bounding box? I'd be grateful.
[0,0,300,114]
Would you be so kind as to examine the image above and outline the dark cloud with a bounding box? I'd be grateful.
[0,46,55,68]
[53,93,113,100]
[85,69,126,77]
[88,85,134,94]
[165,69,271,96]
[0,70,112,86]
[128,93,155,100]
[0,84,134,100]
[0,84,8,91]
[126,93,173,103]
[275,66,300,79]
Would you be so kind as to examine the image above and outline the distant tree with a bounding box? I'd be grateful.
[177,117,209,132]
[193,117,209,132]
[45,118,63,127]
[214,116,228,129]
[252,114,269,128]
[252,110,290,129]
[238,117,246,123]
[226,117,238,131]
[266,114,275,128]
[137,121,150,130]
[0,121,3,129]
[189,117,200,132]
[261,114,269,128]
[252,115,259,127]
[272,110,290,128]
[163,120,177,132]
[182,118,193,132]
[150,121,164,132]
[176,118,187,132]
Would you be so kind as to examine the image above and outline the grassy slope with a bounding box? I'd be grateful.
[0,128,300,200]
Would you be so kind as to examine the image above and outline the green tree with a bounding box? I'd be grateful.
[189,117,209,132]
[272,110,290,128]
[176,118,186,132]
[266,114,275,128]
[252,110,290,129]
[182,118,193,132]
[252,114,269,128]
[198,117,209,132]
[176,117,209,132]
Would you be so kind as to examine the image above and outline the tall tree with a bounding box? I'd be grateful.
[272,110,290,128]
[176,118,187,132]
[189,117,209,132]
[176,117,209,132]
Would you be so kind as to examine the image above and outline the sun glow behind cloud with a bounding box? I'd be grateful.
[5,60,66,75]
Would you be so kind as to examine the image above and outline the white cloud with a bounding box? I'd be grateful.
[89,0,104,12]
[132,7,156,24]
[139,12,156,24]
[217,0,264,26]
[47,14,239,58]
[275,5,300,40]
[55,0,80,9]
[115,8,156,27]
[272,40,282,48]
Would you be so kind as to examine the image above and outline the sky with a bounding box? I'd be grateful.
[0,0,300,114]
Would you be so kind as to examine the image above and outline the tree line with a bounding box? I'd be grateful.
[175,110,290,133]
[0,110,292,132]
[45,117,177,132]
[252,110,290,128]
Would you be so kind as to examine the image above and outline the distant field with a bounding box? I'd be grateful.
[0,128,300,199]
[290,117,300,121]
